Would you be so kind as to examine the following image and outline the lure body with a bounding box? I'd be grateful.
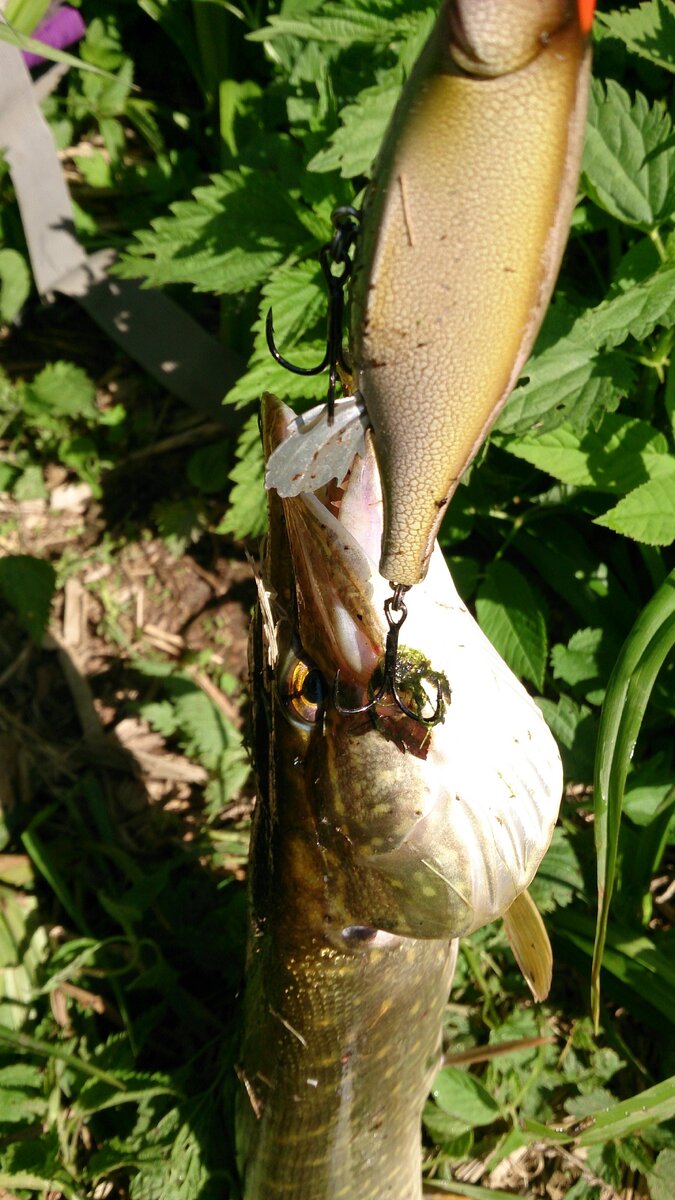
[351,0,593,585]
[237,396,562,1198]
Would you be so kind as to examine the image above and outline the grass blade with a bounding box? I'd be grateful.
[525,1075,675,1148]
[592,570,675,1029]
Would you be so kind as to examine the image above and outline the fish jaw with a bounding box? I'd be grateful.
[351,0,592,586]
[262,395,563,940]
[262,394,389,687]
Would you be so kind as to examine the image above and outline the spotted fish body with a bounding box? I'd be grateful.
[236,396,563,1199]
[351,0,594,586]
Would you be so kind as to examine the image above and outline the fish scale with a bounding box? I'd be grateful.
[238,933,457,1199]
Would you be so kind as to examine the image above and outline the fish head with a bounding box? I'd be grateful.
[258,395,563,943]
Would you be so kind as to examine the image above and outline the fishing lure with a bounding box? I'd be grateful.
[351,0,595,587]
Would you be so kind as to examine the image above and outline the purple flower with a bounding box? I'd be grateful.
[23,4,86,69]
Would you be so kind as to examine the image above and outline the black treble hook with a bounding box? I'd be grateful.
[333,585,445,726]
[265,205,360,425]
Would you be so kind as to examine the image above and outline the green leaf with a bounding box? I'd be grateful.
[0,1025,126,1088]
[76,1069,176,1114]
[22,361,99,425]
[648,1149,675,1200]
[582,79,675,229]
[152,498,206,555]
[0,249,30,324]
[536,695,597,782]
[529,827,586,914]
[500,321,633,436]
[430,1066,501,1128]
[500,415,672,494]
[227,261,328,409]
[0,555,56,641]
[596,1,675,74]
[551,628,604,689]
[475,561,547,690]
[186,440,232,494]
[0,1088,46,1124]
[501,257,675,436]
[80,14,126,71]
[308,82,400,178]
[576,259,675,348]
[117,169,309,294]
[591,570,675,1028]
[250,7,401,47]
[623,755,675,827]
[217,412,267,540]
[594,471,675,545]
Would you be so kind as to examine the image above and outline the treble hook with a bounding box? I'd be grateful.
[265,206,360,425]
[333,585,445,726]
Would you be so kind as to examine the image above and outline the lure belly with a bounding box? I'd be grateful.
[351,0,593,585]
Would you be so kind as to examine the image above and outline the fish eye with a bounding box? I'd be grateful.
[280,654,327,727]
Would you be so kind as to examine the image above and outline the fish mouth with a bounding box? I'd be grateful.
[262,394,389,686]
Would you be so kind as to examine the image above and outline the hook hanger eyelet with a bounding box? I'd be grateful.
[265,206,360,424]
[333,584,445,727]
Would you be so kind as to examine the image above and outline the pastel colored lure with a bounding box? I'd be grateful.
[351,0,594,585]
[236,395,562,1199]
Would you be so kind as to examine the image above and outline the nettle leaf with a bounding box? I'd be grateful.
[595,470,675,545]
[250,2,422,47]
[500,415,672,495]
[596,1,675,75]
[582,79,675,229]
[0,555,56,642]
[227,260,329,409]
[475,561,547,690]
[501,260,675,436]
[308,6,435,178]
[217,412,267,541]
[117,169,309,294]
[309,81,401,178]
[577,258,675,348]
[499,323,632,436]
[22,361,98,425]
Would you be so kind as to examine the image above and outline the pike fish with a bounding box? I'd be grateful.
[236,394,563,1199]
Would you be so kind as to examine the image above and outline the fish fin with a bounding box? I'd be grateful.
[502,889,552,1002]
[265,396,369,497]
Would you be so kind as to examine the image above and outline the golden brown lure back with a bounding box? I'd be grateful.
[351,0,594,586]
